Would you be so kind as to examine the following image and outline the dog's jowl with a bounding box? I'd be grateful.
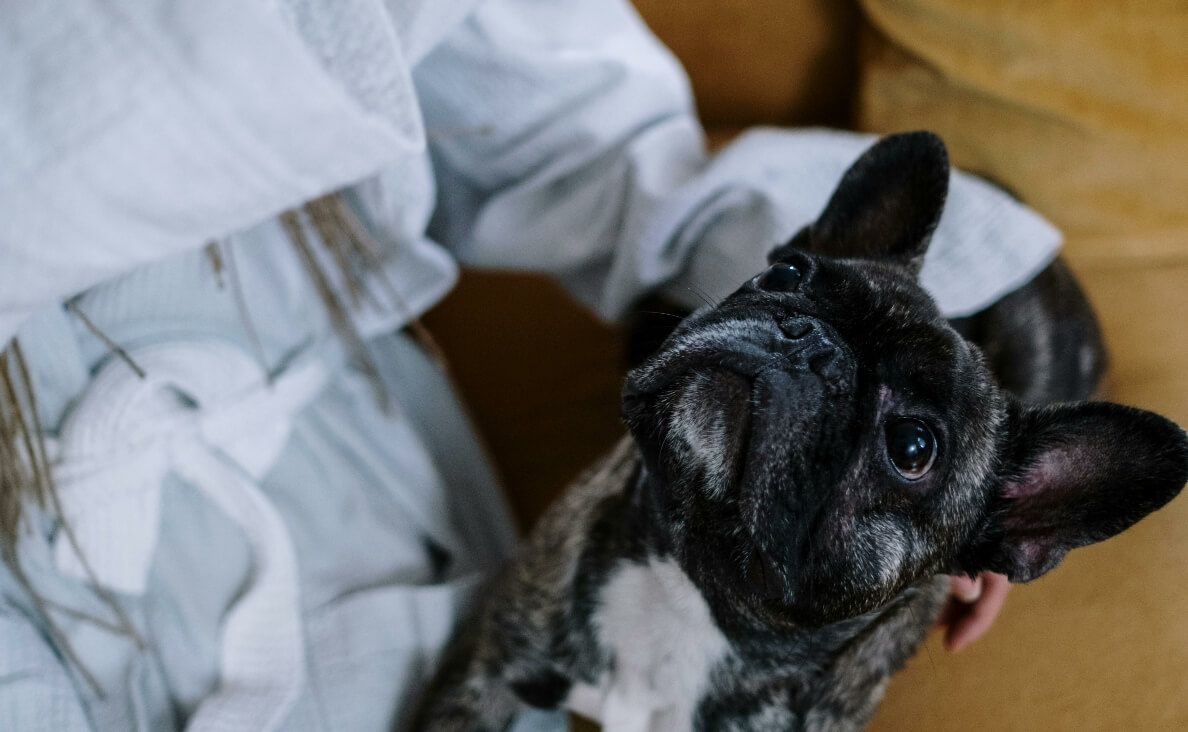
[415,132,1188,732]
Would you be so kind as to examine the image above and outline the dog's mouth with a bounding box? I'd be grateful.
[623,334,789,404]
[622,355,772,499]
[623,314,851,402]
[625,358,838,505]
[624,316,853,495]
[680,366,756,482]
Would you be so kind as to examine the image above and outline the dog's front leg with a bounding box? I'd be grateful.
[412,612,523,732]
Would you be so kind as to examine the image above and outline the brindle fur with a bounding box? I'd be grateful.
[419,438,949,732]
[415,133,1187,731]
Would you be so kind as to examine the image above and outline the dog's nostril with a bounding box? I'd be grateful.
[808,350,844,381]
[780,318,814,340]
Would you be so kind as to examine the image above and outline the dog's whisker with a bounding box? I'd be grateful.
[681,282,717,309]
[630,309,686,322]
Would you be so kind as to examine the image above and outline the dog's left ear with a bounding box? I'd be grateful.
[770,131,949,276]
[961,402,1188,582]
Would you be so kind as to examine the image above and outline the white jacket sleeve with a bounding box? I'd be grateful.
[415,0,1060,319]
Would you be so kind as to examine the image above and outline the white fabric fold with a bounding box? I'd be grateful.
[657,129,1061,317]
[170,442,303,732]
[50,340,328,731]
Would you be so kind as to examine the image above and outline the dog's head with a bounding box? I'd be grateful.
[623,132,1188,629]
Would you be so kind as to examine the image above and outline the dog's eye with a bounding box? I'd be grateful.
[758,263,803,293]
[885,418,936,480]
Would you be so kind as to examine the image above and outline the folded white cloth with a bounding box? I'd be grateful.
[51,342,326,729]
[662,128,1059,317]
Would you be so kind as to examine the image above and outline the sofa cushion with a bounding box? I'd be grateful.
[857,0,1188,263]
[857,3,1188,730]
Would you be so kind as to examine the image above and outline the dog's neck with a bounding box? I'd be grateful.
[618,461,944,669]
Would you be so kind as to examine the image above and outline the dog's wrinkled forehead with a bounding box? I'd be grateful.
[675,249,973,396]
[776,253,936,326]
[804,255,970,381]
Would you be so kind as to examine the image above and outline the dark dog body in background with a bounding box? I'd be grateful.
[416,133,1188,731]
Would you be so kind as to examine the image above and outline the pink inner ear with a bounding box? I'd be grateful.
[1003,446,1079,500]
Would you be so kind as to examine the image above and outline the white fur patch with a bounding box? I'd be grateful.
[567,559,731,731]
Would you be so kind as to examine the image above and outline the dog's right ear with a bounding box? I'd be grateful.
[959,401,1188,582]
[769,131,950,277]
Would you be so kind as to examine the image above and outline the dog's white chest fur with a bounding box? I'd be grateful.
[566,559,730,732]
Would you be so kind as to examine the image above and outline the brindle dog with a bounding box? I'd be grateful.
[415,132,1188,731]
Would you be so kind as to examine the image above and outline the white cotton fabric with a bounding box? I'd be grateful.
[0,0,1060,730]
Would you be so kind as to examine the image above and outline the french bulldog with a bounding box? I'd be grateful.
[415,132,1188,731]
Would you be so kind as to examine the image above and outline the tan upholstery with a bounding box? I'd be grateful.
[856,3,1188,729]
[425,1,1188,728]
[630,0,860,129]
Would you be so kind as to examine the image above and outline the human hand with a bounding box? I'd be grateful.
[934,572,1011,652]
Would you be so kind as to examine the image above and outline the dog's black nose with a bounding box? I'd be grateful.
[778,317,850,384]
[808,349,846,382]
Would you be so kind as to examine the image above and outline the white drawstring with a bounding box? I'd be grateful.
[170,441,303,732]
[50,340,328,731]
